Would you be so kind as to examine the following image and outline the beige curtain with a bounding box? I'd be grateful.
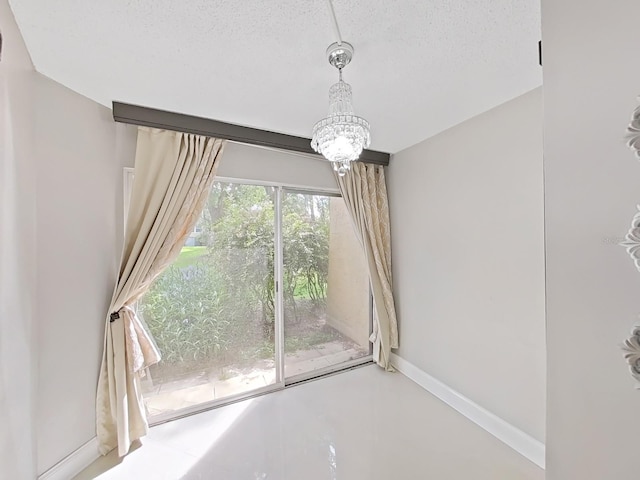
[336,162,398,370]
[96,127,225,456]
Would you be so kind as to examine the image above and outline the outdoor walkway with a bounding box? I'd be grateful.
[144,340,367,416]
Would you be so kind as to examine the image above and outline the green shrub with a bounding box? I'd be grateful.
[140,260,260,370]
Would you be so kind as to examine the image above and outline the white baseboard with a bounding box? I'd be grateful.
[390,353,546,470]
[38,437,100,480]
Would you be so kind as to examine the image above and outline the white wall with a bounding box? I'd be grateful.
[1,3,138,473]
[33,74,135,474]
[388,88,545,442]
[542,1,640,478]
[0,1,36,478]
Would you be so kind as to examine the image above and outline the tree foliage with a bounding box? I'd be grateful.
[139,182,331,372]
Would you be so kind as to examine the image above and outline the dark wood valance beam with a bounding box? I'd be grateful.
[112,102,390,166]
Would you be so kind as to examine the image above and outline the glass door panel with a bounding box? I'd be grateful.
[282,191,370,379]
[139,182,278,419]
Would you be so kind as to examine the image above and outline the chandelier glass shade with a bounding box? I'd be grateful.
[310,42,371,176]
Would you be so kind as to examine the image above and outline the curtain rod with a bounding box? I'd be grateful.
[112,102,390,166]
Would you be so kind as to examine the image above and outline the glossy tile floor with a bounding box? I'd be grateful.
[75,366,543,480]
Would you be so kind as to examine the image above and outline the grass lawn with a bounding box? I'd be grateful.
[174,246,207,268]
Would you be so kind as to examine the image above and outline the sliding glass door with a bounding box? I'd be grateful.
[137,180,370,422]
[139,182,278,420]
[282,190,370,381]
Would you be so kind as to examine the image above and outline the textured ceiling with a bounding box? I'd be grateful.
[9,0,541,153]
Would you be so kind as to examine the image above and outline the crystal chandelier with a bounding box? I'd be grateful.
[311,42,371,176]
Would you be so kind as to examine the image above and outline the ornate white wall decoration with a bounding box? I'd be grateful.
[622,99,640,386]
[627,102,640,158]
[623,325,640,387]
[621,206,640,272]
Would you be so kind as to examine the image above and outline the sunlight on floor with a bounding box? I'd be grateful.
[77,399,255,479]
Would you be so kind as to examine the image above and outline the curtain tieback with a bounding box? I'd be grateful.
[110,311,121,322]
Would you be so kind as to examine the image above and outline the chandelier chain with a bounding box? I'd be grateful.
[326,0,343,46]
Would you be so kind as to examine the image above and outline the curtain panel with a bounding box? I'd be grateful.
[336,162,399,370]
[96,127,225,456]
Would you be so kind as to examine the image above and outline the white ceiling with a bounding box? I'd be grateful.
[9,0,541,153]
